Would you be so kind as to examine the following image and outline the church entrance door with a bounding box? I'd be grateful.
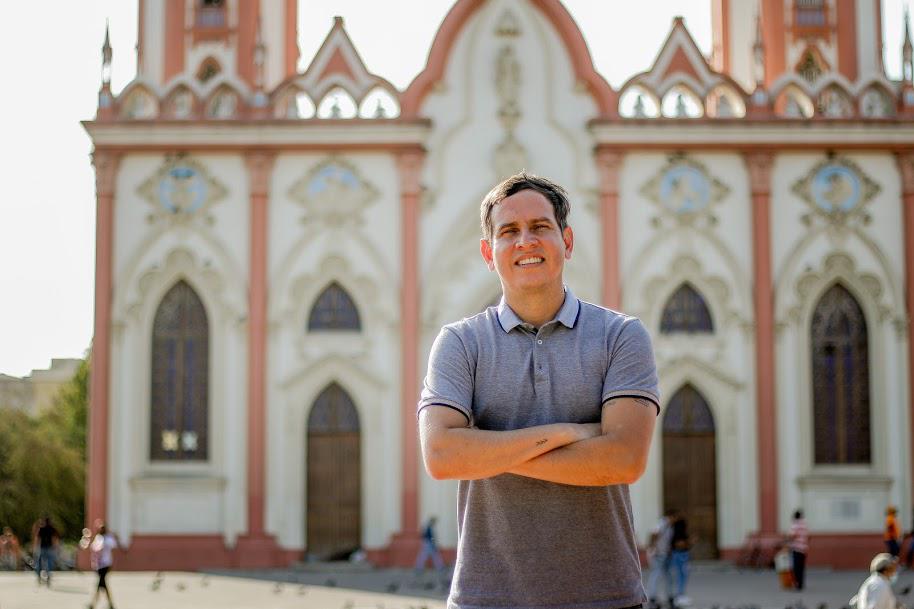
[662,384,718,559]
[306,383,361,560]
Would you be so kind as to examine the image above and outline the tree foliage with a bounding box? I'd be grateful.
[0,358,87,545]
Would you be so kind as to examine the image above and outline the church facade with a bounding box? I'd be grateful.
[84,0,914,570]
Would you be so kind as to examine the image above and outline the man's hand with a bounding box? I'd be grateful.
[419,407,600,481]
[507,397,656,486]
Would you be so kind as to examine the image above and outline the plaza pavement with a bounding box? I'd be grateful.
[1,562,912,609]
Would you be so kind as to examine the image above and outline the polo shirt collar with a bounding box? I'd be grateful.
[497,288,580,333]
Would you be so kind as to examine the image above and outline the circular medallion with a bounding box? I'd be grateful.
[811,164,860,213]
[307,164,360,197]
[660,165,711,213]
[158,165,208,214]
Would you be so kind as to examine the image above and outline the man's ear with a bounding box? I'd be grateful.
[563,226,574,259]
[480,238,496,271]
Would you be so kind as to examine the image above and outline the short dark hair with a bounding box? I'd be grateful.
[480,172,570,242]
[793,510,803,520]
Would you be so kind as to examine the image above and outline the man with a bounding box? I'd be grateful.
[849,553,901,609]
[418,173,659,609]
[32,516,59,587]
[788,510,809,591]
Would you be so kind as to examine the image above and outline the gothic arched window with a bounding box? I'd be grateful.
[811,284,871,464]
[150,280,209,461]
[308,282,361,331]
[660,283,714,334]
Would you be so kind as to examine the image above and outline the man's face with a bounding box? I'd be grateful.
[480,189,573,294]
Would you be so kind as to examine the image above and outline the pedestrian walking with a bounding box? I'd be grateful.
[885,505,901,557]
[0,527,21,570]
[789,509,809,591]
[32,516,59,586]
[670,512,692,607]
[87,521,121,609]
[645,510,675,606]
[849,553,902,609]
[414,516,446,576]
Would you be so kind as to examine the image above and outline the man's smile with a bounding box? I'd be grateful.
[516,256,545,266]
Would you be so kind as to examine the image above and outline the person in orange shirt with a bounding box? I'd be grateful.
[884,506,901,557]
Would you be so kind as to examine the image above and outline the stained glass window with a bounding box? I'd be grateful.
[150,281,209,461]
[660,283,714,334]
[811,284,870,464]
[308,283,361,331]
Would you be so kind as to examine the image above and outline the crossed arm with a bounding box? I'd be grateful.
[418,397,656,487]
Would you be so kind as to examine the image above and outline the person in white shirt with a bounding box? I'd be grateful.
[850,552,902,609]
[88,521,121,609]
[645,509,675,606]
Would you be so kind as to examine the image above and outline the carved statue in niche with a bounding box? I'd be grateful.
[493,44,528,179]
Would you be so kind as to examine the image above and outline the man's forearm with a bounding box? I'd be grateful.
[507,434,647,486]
[422,422,597,481]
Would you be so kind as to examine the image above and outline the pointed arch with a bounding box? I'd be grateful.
[120,86,158,119]
[150,280,209,461]
[663,384,715,433]
[810,283,870,464]
[307,382,360,432]
[316,87,357,118]
[163,85,196,119]
[205,85,239,119]
[358,87,400,118]
[774,84,815,118]
[661,85,703,118]
[308,282,361,331]
[660,283,714,334]
[618,86,661,118]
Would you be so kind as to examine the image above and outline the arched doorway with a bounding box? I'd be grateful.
[662,384,718,559]
[306,383,361,560]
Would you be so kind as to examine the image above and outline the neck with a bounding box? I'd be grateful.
[503,283,566,327]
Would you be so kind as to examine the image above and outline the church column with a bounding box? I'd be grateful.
[596,150,624,310]
[236,150,279,566]
[744,151,779,536]
[87,151,121,536]
[387,148,425,566]
[896,151,914,505]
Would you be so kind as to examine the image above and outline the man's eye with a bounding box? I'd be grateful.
[500,228,517,236]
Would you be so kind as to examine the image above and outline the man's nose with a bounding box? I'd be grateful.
[515,229,537,247]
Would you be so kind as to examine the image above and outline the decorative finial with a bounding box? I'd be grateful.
[903,4,913,82]
[253,16,267,96]
[101,19,113,86]
[752,2,766,88]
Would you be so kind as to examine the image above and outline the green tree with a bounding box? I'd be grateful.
[0,358,87,546]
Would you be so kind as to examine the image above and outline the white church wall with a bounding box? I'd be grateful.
[416,0,600,547]
[773,152,910,534]
[108,154,252,542]
[621,152,757,549]
[265,152,401,551]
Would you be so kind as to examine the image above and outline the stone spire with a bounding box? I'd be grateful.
[904,6,913,83]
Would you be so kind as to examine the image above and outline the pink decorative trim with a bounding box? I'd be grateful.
[761,0,785,86]
[401,0,615,117]
[744,151,778,535]
[836,0,858,82]
[237,1,259,88]
[896,152,914,508]
[163,0,185,82]
[396,149,424,538]
[87,152,121,544]
[284,0,299,78]
[595,150,624,310]
[244,151,276,538]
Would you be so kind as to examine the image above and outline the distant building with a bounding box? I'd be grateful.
[84,0,914,571]
[0,359,82,416]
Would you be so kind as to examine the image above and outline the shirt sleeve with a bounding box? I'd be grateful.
[417,327,474,426]
[602,317,661,413]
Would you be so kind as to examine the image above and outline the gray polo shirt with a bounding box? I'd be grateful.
[418,289,659,609]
